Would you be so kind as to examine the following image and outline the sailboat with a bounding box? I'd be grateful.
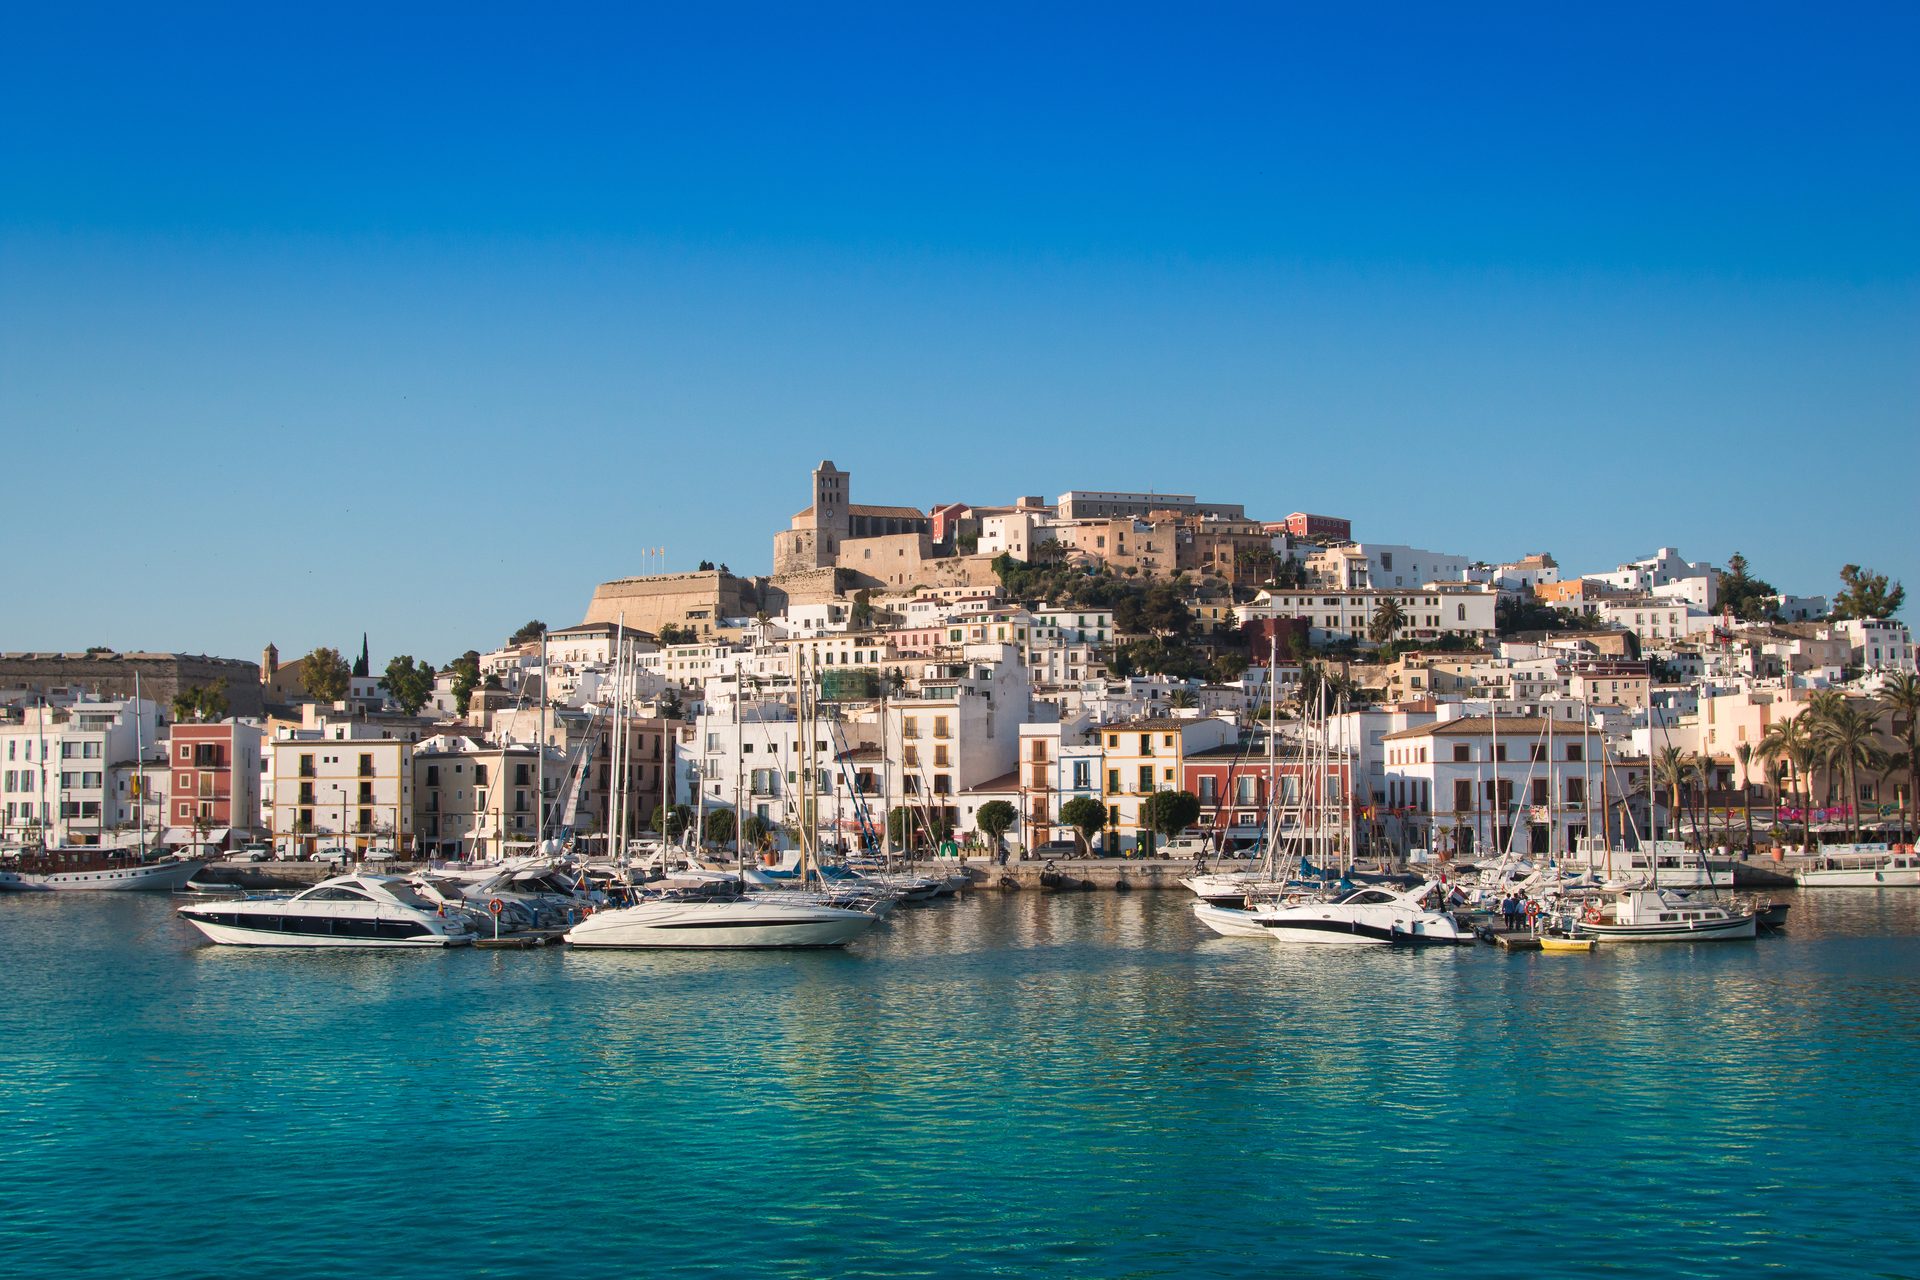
[564,649,883,949]
[1,681,204,893]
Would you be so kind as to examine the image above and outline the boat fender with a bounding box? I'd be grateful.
[582,904,595,916]
[488,898,505,916]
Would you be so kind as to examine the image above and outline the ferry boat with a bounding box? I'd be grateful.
[0,847,204,893]
[1574,889,1756,943]
[176,874,478,947]
[1794,845,1920,887]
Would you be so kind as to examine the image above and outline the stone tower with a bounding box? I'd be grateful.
[261,643,279,684]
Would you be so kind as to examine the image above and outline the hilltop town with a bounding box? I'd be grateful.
[2,459,1912,865]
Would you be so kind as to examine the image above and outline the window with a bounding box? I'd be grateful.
[934,745,950,768]
[1137,765,1153,793]
[1531,778,1548,805]
[1567,778,1586,805]
[1235,776,1257,806]
[933,717,950,740]
[904,717,920,739]
[1453,780,1473,811]
[1073,761,1091,789]
[1139,734,1153,755]
[1198,776,1218,805]
[1453,744,1470,762]
[1566,743,1583,762]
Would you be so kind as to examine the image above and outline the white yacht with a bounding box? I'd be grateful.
[1574,888,1756,942]
[564,890,882,949]
[176,874,479,947]
[0,847,204,893]
[1193,882,1471,947]
[1795,845,1920,887]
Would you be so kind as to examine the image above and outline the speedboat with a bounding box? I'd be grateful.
[563,889,882,949]
[1195,881,1471,946]
[176,874,479,948]
[0,846,204,893]
[1574,889,1756,942]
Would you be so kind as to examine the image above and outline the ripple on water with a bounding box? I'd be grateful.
[0,889,1916,1279]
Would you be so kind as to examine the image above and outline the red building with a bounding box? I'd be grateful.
[166,721,263,849]
[1181,742,1355,853]
[1284,512,1352,541]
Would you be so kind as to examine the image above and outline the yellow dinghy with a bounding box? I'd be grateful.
[1539,935,1596,953]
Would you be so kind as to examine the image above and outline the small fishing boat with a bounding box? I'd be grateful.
[1538,935,1596,953]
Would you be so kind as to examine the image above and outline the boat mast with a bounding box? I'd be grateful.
[537,630,547,851]
[134,672,145,859]
[610,614,626,862]
[735,674,746,866]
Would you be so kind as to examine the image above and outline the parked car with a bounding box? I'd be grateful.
[1033,840,1085,859]
[235,844,272,863]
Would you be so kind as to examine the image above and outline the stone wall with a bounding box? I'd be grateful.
[581,570,760,637]
[0,652,264,717]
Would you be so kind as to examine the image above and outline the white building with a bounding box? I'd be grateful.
[1381,714,1604,860]
[1587,547,1718,611]
[1244,585,1498,645]
[1310,543,1476,591]
[1592,597,1714,645]
[1828,618,1915,673]
[0,697,164,846]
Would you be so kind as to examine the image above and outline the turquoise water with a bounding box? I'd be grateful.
[3,890,1917,1280]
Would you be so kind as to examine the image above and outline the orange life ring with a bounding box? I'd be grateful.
[487,897,505,915]
[583,904,595,916]
[1583,904,1602,924]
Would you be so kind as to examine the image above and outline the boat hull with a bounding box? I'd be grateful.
[0,859,204,893]
[180,916,473,948]
[1794,868,1920,887]
[1192,902,1271,938]
[1579,915,1756,942]
[564,899,879,949]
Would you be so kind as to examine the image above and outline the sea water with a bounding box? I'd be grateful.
[2,889,1916,1279]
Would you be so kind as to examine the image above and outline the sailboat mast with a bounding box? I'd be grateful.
[610,615,626,860]
[134,672,145,858]
[537,631,547,850]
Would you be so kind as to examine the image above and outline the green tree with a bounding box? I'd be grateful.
[975,800,1017,849]
[849,589,874,630]
[1058,796,1106,857]
[887,805,920,850]
[657,623,695,645]
[1211,652,1249,682]
[170,684,228,723]
[1168,688,1197,710]
[382,655,434,716]
[1759,714,1815,847]
[1368,598,1407,644]
[650,803,696,841]
[740,813,771,848]
[1831,564,1905,621]
[352,633,370,678]
[301,647,351,703]
[509,620,547,645]
[448,650,482,715]
[1878,672,1920,844]
[703,807,736,847]
[1717,552,1780,622]
[1142,789,1202,853]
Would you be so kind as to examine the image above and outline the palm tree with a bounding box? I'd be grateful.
[1878,672,1920,844]
[1653,746,1690,848]
[1805,689,1847,807]
[1368,599,1407,645]
[1759,714,1815,849]
[1810,701,1887,845]
[1735,741,1756,855]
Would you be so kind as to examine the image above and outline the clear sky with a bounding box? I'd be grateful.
[3,2,1914,669]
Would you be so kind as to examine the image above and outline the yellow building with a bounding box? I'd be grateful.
[1097,717,1236,851]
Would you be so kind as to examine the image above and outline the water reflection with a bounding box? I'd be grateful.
[1,888,1918,1280]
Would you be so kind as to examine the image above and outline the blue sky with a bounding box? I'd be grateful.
[2,2,1914,667]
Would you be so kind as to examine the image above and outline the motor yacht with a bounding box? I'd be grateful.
[563,887,882,949]
[176,874,479,948]
[1194,881,1471,946]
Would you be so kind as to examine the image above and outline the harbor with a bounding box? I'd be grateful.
[4,886,1919,1280]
